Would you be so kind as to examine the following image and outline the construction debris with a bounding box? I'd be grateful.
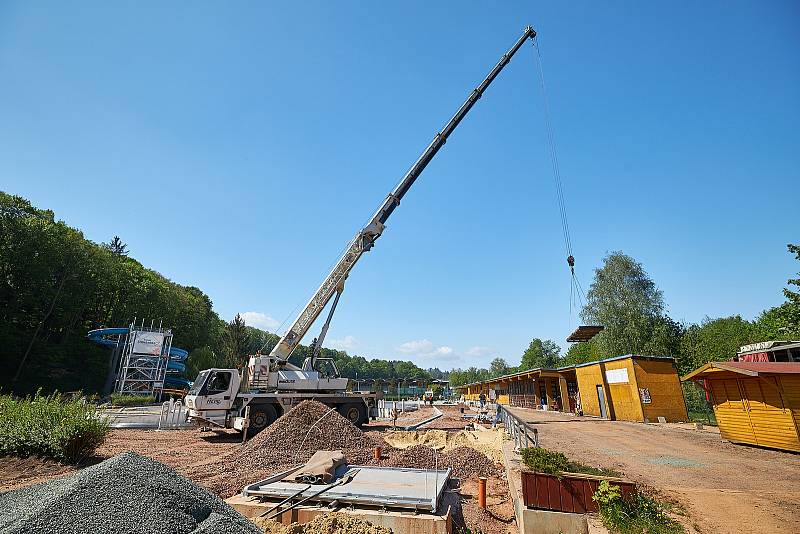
[0,452,261,534]
[254,513,392,534]
[204,401,382,498]
[384,445,500,479]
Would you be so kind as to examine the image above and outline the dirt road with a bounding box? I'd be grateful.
[506,406,800,534]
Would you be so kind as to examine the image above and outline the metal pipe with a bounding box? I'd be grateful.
[478,477,487,509]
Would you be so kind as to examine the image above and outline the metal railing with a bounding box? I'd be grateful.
[157,399,184,430]
[498,404,539,450]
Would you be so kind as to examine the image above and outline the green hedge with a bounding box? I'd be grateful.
[0,391,110,463]
[110,393,156,407]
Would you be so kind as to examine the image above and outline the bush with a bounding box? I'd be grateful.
[0,390,110,463]
[593,480,684,534]
[110,393,156,406]
[521,447,621,477]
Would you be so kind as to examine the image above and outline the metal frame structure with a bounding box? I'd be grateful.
[114,319,173,400]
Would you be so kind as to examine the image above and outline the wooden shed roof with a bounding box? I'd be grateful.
[682,361,800,381]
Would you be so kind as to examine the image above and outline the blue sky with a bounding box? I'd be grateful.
[2,2,798,370]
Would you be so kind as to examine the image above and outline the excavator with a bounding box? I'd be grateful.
[185,26,538,437]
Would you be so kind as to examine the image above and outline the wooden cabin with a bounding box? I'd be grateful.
[683,361,800,452]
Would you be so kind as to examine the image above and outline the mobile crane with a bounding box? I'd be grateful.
[186,26,538,436]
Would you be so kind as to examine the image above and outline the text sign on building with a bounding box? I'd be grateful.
[639,388,652,404]
[605,368,629,384]
[132,331,165,356]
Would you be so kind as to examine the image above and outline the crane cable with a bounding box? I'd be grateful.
[531,39,587,321]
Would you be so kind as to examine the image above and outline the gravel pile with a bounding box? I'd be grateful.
[0,452,261,534]
[254,513,392,534]
[384,445,499,479]
[207,401,381,498]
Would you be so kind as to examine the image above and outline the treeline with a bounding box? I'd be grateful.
[449,248,800,387]
[0,192,433,395]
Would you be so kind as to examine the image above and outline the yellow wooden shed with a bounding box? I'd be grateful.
[574,355,687,423]
[683,361,800,452]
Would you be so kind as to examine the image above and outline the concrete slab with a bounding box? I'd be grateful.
[226,494,452,534]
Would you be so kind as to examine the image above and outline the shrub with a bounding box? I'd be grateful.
[521,447,621,477]
[110,393,156,406]
[593,480,684,534]
[0,390,110,463]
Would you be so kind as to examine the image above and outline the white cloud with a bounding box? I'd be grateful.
[328,335,358,351]
[396,339,455,360]
[397,339,435,354]
[239,311,279,331]
[465,346,492,357]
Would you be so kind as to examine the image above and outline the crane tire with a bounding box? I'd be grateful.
[338,403,367,427]
[246,403,278,438]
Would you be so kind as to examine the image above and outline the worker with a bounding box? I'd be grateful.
[479,392,486,409]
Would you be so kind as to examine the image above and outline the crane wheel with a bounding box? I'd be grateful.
[246,403,278,438]
[338,403,367,427]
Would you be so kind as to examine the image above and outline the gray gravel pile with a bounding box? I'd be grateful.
[385,445,499,479]
[0,451,261,534]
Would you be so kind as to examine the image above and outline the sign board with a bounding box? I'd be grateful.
[132,331,165,356]
[639,388,652,404]
[489,389,497,400]
[605,368,629,384]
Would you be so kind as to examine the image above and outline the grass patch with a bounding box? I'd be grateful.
[688,411,717,426]
[0,390,110,463]
[521,447,621,477]
[110,393,156,406]
[593,480,684,534]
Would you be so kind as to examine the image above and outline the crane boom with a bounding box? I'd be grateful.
[268,26,537,362]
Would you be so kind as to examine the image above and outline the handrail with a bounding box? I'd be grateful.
[498,404,539,449]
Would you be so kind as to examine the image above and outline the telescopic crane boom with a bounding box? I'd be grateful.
[269,26,537,365]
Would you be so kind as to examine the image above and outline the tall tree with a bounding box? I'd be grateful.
[222,314,251,368]
[489,357,510,377]
[582,251,678,357]
[520,338,562,369]
[103,236,128,256]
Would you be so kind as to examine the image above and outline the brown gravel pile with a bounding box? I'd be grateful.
[204,401,381,498]
[384,445,499,479]
[254,513,391,534]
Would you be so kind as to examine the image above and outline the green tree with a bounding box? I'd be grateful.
[678,316,755,375]
[563,339,601,365]
[222,314,251,368]
[103,236,128,256]
[489,357,510,377]
[520,338,562,369]
[582,251,679,357]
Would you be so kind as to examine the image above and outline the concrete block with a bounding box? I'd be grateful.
[519,506,588,534]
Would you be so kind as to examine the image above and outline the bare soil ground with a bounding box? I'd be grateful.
[506,406,800,534]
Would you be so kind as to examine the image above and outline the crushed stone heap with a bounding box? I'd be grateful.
[385,445,500,479]
[0,451,261,534]
[209,400,381,498]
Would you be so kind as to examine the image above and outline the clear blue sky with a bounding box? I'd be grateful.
[2,2,798,370]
